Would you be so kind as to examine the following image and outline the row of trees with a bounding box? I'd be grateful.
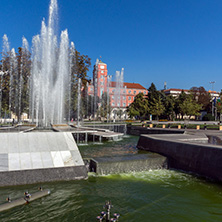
[127,83,216,121]
[0,47,91,121]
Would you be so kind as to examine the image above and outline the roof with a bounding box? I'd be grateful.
[163,88,189,92]
[208,90,219,94]
[164,88,219,94]
[110,82,147,90]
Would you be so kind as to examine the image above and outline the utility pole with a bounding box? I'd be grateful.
[210,81,215,117]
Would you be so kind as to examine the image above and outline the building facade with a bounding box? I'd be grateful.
[163,88,219,99]
[88,59,148,119]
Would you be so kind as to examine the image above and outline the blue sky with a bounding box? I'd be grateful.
[1,0,222,92]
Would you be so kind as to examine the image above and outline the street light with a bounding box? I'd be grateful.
[209,81,216,117]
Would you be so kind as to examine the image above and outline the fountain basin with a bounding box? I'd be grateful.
[137,133,222,182]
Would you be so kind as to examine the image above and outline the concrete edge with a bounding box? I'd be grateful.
[0,165,88,187]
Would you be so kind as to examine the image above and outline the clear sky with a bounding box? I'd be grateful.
[1,0,222,92]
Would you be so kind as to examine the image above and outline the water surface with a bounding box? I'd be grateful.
[1,136,222,222]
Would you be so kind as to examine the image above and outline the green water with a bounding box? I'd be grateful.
[1,136,222,222]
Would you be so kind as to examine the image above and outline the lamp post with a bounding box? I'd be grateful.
[210,81,215,117]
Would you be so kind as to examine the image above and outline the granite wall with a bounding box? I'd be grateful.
[137,134,222,182]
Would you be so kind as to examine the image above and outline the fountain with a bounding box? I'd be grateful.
[111,68,124,122]
[0,0,88,186]
[29,0,70,128]
[114,68,124,109]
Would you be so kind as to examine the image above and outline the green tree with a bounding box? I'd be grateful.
[162,94,175,120]
[190,86,211,112]
[147,82,160,102]
[0,47,31,120]
[216,96,222,122]
[146,83,164,120]
[0,50,11,114]
[69,49,91,120]
[17,47,31,120]
[127,93,148,119]
[149,96,165,121]
[179,96,202,119]
[174,90,188,119]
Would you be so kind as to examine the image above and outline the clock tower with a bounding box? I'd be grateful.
[93,58,108,98]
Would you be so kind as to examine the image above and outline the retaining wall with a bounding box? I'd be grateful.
[137,134,222,182]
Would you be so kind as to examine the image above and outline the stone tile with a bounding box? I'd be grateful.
[41,152,54,168]
[0,133,8,153]
[31,152,43,169]
[18,133,30,153]
[29,133,40,152]
[0,154,8,171]
[8,133,19,153]
[60,150,74,166]
[49,133,68,151]
[70,150,84,166]
[36,133,50,151]
[9,153,20,171]
[64,132,78,151]
[45,133,60,151]
[51,151,64,167]
[20,153,32,170]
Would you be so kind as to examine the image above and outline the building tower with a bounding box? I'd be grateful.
[93,59,108,98]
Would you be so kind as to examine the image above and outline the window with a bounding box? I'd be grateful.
[112,102,115,106]
[101,71,104,73]
[101,81,104,85]
[128,90,131,94]
[123,90,126,93]
[139,91,141,93]
[123,96,126,100]
[112,96,114,100]
[134,91,136,94]
[144,91,146,94]
[112,89,115,93]
[123,103,126,106]
[128,96,131,100]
